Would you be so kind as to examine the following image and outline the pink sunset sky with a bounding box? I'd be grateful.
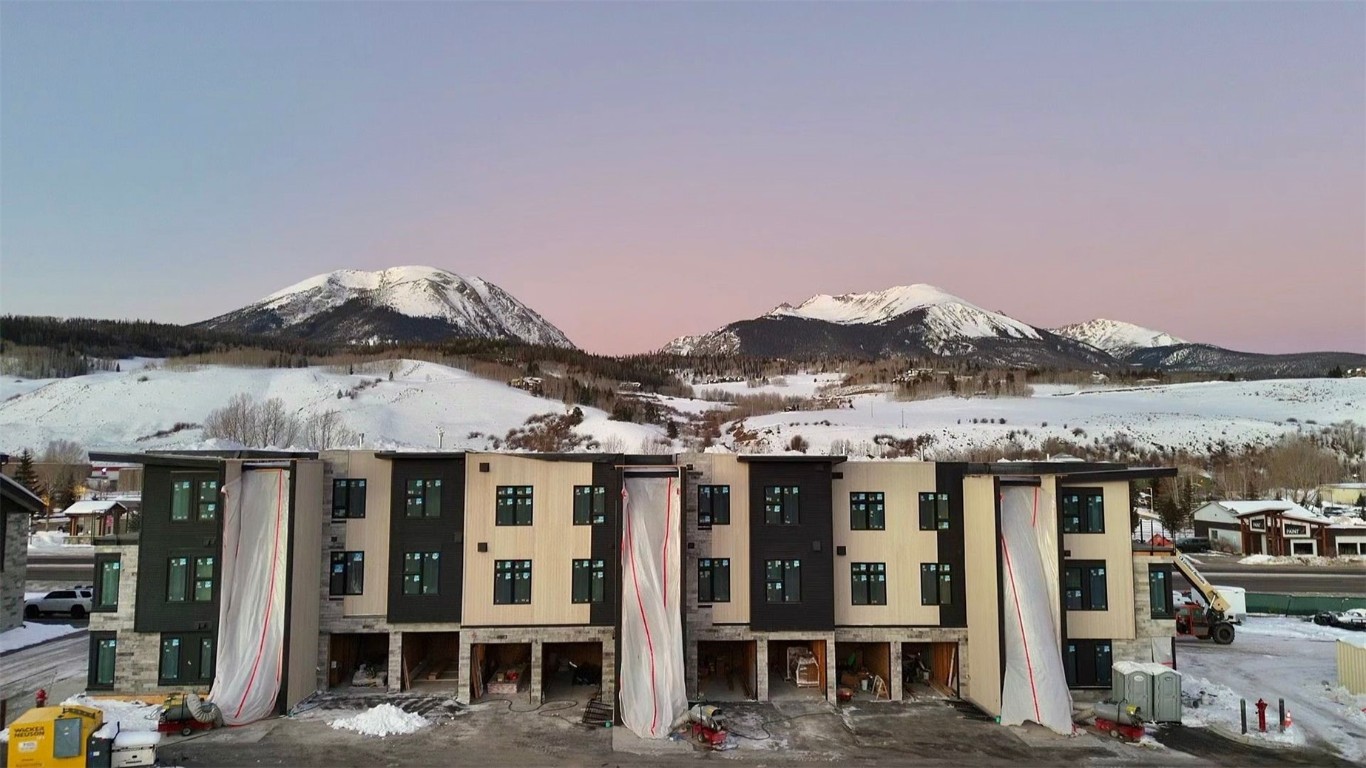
[2,3,1363,355]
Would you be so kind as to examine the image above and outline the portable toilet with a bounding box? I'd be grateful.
[1150,665,1183,723]
[1110,661,1154,719]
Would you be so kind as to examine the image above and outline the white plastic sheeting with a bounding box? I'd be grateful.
[210,469,290,726]
[999,485,1074,734]
[618,475,687,739]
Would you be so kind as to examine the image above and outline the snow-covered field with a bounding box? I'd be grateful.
[1178,616,1366,761]
[0,360,666,453]
[0,621,83,654]
[705,376,1365,456]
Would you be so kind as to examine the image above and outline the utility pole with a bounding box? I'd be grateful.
[437,427,445,450]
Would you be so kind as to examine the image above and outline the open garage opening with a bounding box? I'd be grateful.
[328,633,390,691]
[471,642,533,702]
[401,632,459,691]
[541,642,603,702]
[767,639,827,701]
[835,642,892,702]
[902,641,958,701]
[697,641,757,701]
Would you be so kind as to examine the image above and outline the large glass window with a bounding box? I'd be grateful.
[764,486,800,525]
[573,486,607,525]
[160,636,181,681]
[571,559,606,604]
[851,562,887,605]
[850,492,886,530]
[496,486,534,526]
[1062,490,1105,533]
[197,480,219,521]
[1064,561,1108,610]
[330,551,365,596]
[90,636,116,689]
[167,557,189,602]
[919,492,951,531]
[765,559,802,603]
[171,480,193,522]
[698,485,731,527]
[494,560,532,604]
[1064,640,1113,688]
[332,479,367,519]
[95,556,120,610]
[698,558,731,603]
[405,479,442,518]
[402,552,440,595]
[172,476,219,522]
[920,563,953,605]
[1149,564,1174,619]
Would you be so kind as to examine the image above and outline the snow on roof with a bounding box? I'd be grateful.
[1226,500,1325,524]
[61,500,126,516]
[1,473,45,512]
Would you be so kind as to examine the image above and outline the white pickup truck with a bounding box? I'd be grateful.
[24,587,94,619]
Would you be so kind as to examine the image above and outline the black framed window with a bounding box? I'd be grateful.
[573,486,607,526]
[402,551,440,596]
[158,633,215,686]
[192,556,215,602]
[698,558,731,603]
[1149,564,1174,619]
[494,560,532,604]
[405,479,442,518]
[88,633,116,689]
[698,485,731,527]
[1064,639,1113,688]
[1064,561,1108,610]
[765,559,802,603]
[94,554,120,611]
[920,563,953,605]
[332,479,367,519]
[171,476,219,522]
[496,486,534,526]
[167,557,189,602]
[571,559,606,604]
[919,492,951,531]
[1061,490,1105,533]
[851,562,887,605]
[764,486,800,525]
[850,492,886,530]
[330,551,365,596]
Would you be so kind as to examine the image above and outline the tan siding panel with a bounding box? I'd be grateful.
[1062,481,1136,640]
[334,452,391,617]
[705,456,751,624]
[962,475,1001,716]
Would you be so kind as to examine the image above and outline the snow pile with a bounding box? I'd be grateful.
[28,531,94,553]
[1182,675,1306,747]
[0,622,82,653]
[63,695,161,732]
[1235,617,1359,642]
[328,704,430,738]
[1238,554,1347,566]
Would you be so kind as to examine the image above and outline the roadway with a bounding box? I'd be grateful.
[25,553,93,587]
[1178,552,1366,597]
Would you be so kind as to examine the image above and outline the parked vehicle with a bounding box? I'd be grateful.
[24,587,93,619]
[1175,537,1211,553]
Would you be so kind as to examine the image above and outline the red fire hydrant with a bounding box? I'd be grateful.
[35,688,47,708]
[1255,698,1268,732]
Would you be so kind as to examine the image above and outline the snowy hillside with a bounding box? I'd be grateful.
[767,284,1041,340]
[1052,318,1186,355]
[0,361,660,453]
[659,374,1366,457]
[196,266,574,348]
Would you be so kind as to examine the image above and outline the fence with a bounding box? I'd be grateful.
[1337,639,1366,695]
[1244,593,1366,616]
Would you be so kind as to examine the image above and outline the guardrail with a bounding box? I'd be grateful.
[1245,592,1366,616]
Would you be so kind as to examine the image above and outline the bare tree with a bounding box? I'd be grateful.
[203,393,259,445]
[1263,435,1342,505]
[37,439,86,510]
[300,410,358,450]
[256,398,300,447]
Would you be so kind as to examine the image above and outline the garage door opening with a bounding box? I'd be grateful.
[902,642,958,700]
[835,642,891,702]
[698,641,757,701]
[541,642,603,702]
[401,632,459,691]
[471,642,533,702]
[767,639,826,701]
[328,633,389,690]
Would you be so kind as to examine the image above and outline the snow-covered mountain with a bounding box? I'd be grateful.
[1052,318,1186,355]
[196,266,575,348]
[664,284,1110,367]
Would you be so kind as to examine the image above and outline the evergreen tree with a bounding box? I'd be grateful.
[13,448,43,498]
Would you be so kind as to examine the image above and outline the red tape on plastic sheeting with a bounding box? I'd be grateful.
[1001,537,1042,724]
[232,470,285,721]
[623,487,660,735]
